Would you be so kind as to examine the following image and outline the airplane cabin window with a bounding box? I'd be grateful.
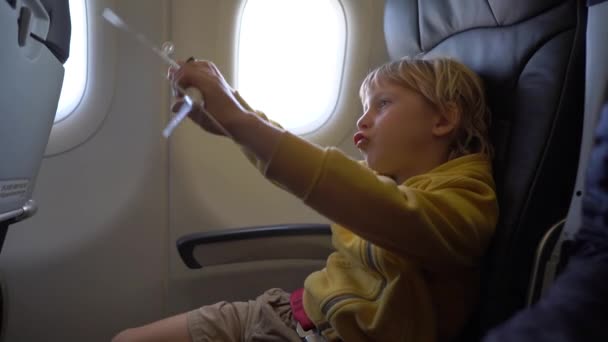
[54,0,87,123]
[236,0,346,135]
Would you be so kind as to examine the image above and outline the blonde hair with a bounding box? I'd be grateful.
[359,56,493,159]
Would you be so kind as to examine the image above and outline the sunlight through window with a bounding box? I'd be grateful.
[54,0,88,123]
[237,0,346,134]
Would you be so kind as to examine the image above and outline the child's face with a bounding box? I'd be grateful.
[356,82,442,182]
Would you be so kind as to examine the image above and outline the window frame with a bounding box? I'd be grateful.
[45,0,117,156]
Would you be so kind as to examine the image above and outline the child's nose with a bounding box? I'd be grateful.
[357,113,372,130]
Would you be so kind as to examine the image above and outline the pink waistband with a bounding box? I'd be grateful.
[290,288,315,331]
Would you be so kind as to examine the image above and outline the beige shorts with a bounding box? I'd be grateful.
[187,288,303,342]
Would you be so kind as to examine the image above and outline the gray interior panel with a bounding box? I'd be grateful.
[0,0,63,216]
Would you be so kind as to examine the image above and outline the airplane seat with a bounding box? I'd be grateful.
[527,0,608,307]
[0,0,70,337]
[383,0,586,339]
[0,0,71,253]
[482,0,608,333]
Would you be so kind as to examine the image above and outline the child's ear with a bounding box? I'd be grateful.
[432,102,461,137]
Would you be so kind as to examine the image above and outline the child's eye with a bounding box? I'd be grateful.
[378,99,391,108]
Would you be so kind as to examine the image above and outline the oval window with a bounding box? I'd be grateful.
[237,0,346,134]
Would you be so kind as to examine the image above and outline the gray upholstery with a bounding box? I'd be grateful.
[384,0,585,337]
[560,0,608,247]
[531,0,608,308]
[0,0,70,249]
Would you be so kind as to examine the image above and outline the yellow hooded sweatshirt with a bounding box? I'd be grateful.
[237,95,498,342]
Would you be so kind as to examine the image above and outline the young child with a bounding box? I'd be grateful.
[113,56,498,342]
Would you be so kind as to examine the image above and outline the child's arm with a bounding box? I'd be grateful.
[251,128,497,271]
[228,108,497,271]
[172,61,498,271]
[231,88,496,271]
[231,91,284,171]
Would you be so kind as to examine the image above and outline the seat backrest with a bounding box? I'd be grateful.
[556,0,608,262]
[0,0,70,251]
[384,0,585,336]
[528,0,608,305]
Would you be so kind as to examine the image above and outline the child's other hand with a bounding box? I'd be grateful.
[168,60,249,136]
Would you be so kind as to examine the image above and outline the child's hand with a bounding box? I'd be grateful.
[170,95,226,136]
[168,60,249,136]
[169,59,283,165]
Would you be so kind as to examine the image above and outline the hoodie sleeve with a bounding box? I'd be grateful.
[263,131,498,270]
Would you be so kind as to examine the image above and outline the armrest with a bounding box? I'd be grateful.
[177,224,332,269]
[526,219,566,305]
